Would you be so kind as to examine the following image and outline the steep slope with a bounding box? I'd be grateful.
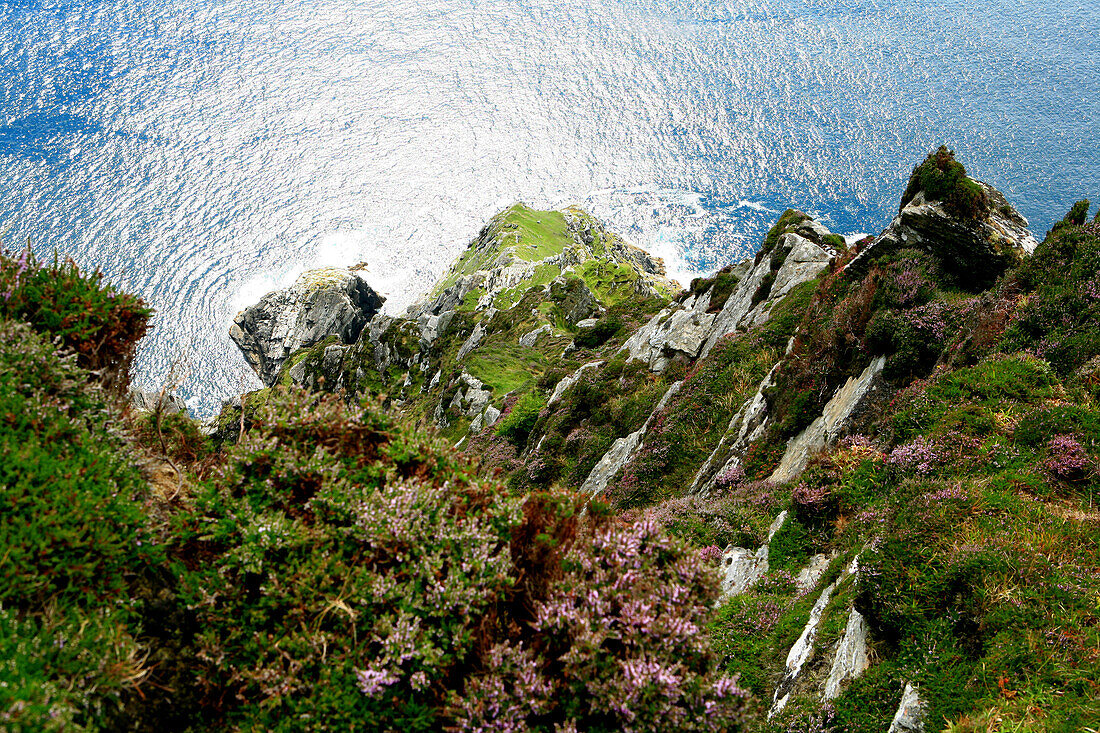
[225,149,1100,731]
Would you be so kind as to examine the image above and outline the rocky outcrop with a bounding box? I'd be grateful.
[822,608,871,700]
[888,683,926,733]
[699,215,837,360]
[846,181,1037,289]
[770,577,841,718]
[718,511,787,598]
[769,355,887,483]
[619,292,718,372]
[621,213,837,374]
[230,267,383,386]
[580,381,683,496]
[129,388,187,416]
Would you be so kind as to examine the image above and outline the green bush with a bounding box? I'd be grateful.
[573,314,623,349]
[496,389,547,446]
[0,249,150,392]
[0,320,159,608]
[900,146,988,219]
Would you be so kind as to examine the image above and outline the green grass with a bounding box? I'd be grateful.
[465,343,547,395]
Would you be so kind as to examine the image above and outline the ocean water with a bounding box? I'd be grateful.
[0,0,1097,415]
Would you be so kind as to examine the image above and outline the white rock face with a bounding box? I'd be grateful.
[718,511,788,599]
[230,267,384,387]
[518,324,552,348]
[888,683,926,733]
[579,381,683,496]
[796,553,833,595]
[548,361,604,405]
[690,364,779,494]
[699,229,834,361]
[619,293,717,372]
[823,608,871,700]
[770,577,840,718]
[769,355,886,483]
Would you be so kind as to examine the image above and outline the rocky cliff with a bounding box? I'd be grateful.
[225,149,1100,731]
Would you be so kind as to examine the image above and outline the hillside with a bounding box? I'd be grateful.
[2,148,1098,731]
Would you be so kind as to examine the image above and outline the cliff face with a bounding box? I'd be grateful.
[227,150,1100,731]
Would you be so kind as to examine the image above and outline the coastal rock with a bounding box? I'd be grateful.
[620,293,717,372]
[129,388,187,416]
[770,577,840,718]
[690,364,779,494]
[230,267,383,387]
[888,683,926,733]
[549,361,604,405]
[822,608,871,700]
[769,355,887,483]
[847,182,1037,289]
[718,511,787,599]
[519,324,552,348]
[580,381,683,496]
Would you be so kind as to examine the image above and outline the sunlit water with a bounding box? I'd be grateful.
[1,0,1097,415]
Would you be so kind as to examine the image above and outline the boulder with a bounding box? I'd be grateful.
[230,267,383,387]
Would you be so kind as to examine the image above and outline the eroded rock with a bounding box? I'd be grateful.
[230,267,383,387]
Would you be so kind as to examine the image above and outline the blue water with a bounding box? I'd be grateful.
[1,0,1097,415]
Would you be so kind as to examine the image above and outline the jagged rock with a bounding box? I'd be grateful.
[770,577,840,718]
[846,182,1037,289]
[549,361,604,405]
[574,318,598,329]
[230,267,383,387]
[457,321,488,362]
[690,364,779,494]
[823,608,871,700]
[620,293,718,372]
[769,355,887,483]
[417,310,455,346]
[699,218,836,360]
[580,381,683,496]
[888,683,926,733]
[796,553,833,594]
[552,276,602,324]
[129,388,187,416]
[719,511,787,598]
[519,324,552,348]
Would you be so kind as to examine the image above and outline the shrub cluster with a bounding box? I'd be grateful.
[0,249,150,392]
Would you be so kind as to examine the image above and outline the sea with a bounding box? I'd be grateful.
[1,0,1097,416]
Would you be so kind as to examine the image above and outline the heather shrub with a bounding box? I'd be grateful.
[171,388,749,731]
[0,319,161,730]
[0,319,159,608]
[0,248,150,392]
[1003,211,1100,376]
[573,314,623,348]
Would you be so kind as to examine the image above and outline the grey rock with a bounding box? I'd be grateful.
[718,511,787,599]
[519,324,552,348]
[823,608,871,700]
[580,381,683,496]
[796,553,833,594]
[690,364,779,494]
[888,683,926,733]
[769,356,887,483]
[846,183,1037,289]
[549,361,604,405]
[574,318,599,329]
[770,577,840,718]
[457,321,488,362]
[129,388,187,416]
[230,267,383,387]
